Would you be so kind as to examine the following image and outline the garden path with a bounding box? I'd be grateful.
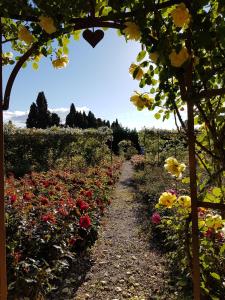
[73,161,173,300]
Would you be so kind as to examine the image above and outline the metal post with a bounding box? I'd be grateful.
[187,98,201,300]
[0,17,7,300]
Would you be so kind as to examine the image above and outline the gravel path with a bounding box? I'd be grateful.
[74,161,172,300]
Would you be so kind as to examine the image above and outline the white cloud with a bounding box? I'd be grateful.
[3,106,90,128]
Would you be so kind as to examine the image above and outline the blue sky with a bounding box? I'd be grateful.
[3,29,180,129]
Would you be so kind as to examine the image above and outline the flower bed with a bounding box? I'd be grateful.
[5,160,122,298]
[151,158,225,298]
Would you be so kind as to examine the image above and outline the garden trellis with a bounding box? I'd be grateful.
[1,1,225,299]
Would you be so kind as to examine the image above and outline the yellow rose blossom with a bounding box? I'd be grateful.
[149,52,159,64]
[130,93,145,111]
[129,63,144,80]
[205,214,224,230]
[159,192,177,208]
[39,16,57,34]
[123,22,141,41]
[169,47,189,67]
[171,3,190,28]
[164,157,186,178]
[52,56,69,69]
[18,26,34,44]
[177,195,191,209]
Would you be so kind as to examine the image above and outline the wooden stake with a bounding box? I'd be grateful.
[187,98,201,300]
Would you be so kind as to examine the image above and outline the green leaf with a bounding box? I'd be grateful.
[194,116,199,125]
[212,187,222,197]
[32,62,39,70]
[63,46,69,55]
[219,244,225,255]
[182,177,190,184]
[154,112,161,120]
[22,62,27,69]
[62,36,70,46]
[210,272,220,280]
[73,30,81,41]
[137,50,146,62]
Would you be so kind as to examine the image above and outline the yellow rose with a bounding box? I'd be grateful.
[177,195,191,209]
[130,93,145,111]
[123,22,141,41]
[171,3,190,28]
[129,63,144,80]
[169,47,189,67]
[52,56,69,69]
[149,52,159,64]
[39,16,57,34]
[18,26,34,44]
[159,192,177,208]
[164,157,186,178]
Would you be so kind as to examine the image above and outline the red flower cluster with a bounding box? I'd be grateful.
[79,215,91,229]
[76,198,90,211]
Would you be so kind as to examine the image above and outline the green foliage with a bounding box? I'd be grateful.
[4,124,112,176]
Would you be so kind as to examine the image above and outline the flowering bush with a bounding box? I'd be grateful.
[151,158,225,298]
[5,160,122,298]
[130,155,146,170]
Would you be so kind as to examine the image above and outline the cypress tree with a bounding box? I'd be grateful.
[65,103,76,127]
[50,113,60,127]
[26,102,38,128]
[87,111,97,128]
[35,92,51,128]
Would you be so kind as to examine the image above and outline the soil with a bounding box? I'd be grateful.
[51,161,177,300]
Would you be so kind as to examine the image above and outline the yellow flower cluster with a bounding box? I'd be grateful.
[149,52,159,64]
[159,192,177,208]
[18,26,34,44]
[205,214,224,230]
[169,47,189,67]
[171,3,190,28]
[39,16,57,34]
[123,22,141,41]
[129,63,144,80]
[52,56,69,69]
[164,157,186,178]
[130,92,153,111]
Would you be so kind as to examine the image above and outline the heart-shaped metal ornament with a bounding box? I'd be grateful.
[82,29,104,48]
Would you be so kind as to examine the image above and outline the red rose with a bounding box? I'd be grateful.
[76,198,89,211]
[84,190,93,198]
[79,215,91,229]
[69,237,76,246]
[205,228,213,238]
[41,213,56,224]
[151,212,161,224]
[23,192,34,201]
[10,194,17,204]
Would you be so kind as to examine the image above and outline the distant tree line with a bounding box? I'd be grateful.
[26,91,140,154]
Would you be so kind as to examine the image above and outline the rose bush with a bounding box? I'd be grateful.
[5,159,122,298]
